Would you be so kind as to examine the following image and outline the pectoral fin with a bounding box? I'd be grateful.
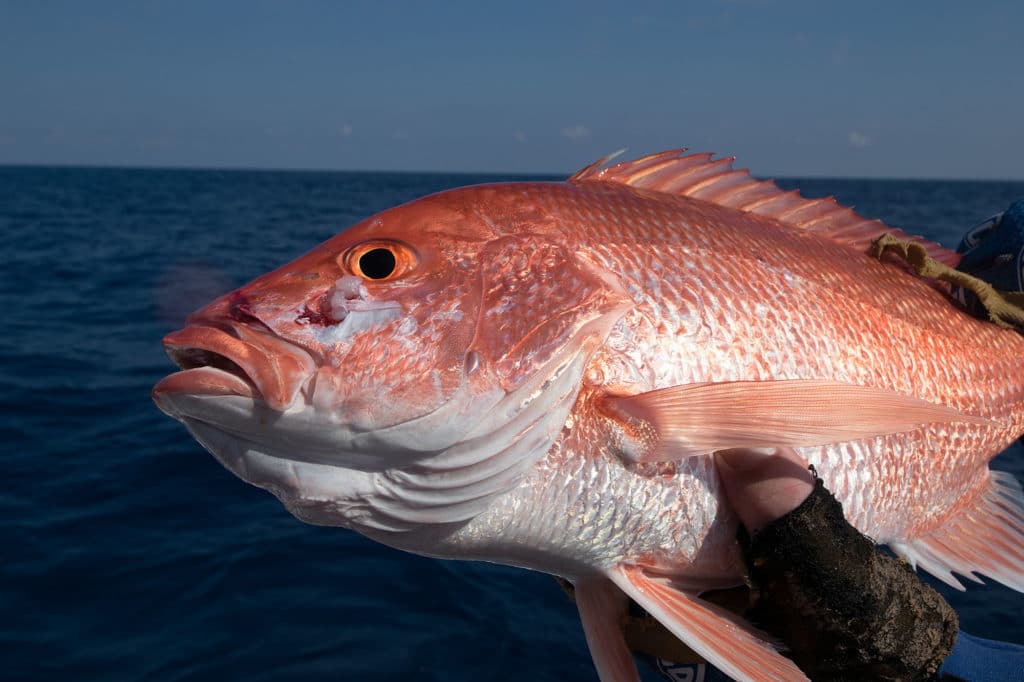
[609,565,808,682]
[601,379,993,463]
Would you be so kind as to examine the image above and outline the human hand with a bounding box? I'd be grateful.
[714,446,958,679]
[713,447,815,532]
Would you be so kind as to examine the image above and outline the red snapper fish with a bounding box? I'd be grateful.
[153,150,1024,681]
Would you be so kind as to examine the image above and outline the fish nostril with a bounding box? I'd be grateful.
[297,298,334,326]
[464,351,482,375]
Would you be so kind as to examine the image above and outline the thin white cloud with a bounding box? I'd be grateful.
[340,123,353,137]
[514,130,528,143]
[561,124,591,140]
[848,131,870,148]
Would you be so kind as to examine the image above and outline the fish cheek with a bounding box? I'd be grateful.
[469,236,630,391]
[312,285,477,426]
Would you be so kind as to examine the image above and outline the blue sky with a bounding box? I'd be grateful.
[1,1,1022,178]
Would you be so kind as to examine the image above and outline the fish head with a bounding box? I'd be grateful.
[153,184,629,540]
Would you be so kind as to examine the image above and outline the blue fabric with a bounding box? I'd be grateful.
[938,631,1024,680]
[646,632,1024,681]
[955,198,1024,314]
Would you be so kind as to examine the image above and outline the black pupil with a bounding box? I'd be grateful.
[358,248,397,279]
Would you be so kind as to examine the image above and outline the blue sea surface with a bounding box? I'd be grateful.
[2,165,1024,681]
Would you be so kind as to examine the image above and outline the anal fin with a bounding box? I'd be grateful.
[609,565,807,682]
[891,469,1024,591]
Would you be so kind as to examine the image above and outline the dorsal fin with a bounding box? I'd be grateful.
[569,149,960,267]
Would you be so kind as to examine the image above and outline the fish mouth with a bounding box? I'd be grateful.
[153,321,316,413]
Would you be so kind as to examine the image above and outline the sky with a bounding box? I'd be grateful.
[1,1,1022,179]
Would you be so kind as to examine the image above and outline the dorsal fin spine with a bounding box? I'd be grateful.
[743,188,799,212]
[688,169,750,199]
[630,158,685,185]
[718,180,777,208]
[792,195,838,218]
[783,197,839,224]
[663,157,734,192]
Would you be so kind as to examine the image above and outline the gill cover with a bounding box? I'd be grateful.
[344,235,630,532]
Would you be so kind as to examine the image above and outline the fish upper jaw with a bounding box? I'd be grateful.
[153,318,317,415]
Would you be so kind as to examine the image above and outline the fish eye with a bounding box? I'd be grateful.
[358,248,396,279]
[343,240,417,281]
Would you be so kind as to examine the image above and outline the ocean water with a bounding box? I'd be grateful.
[3,164,1024,681]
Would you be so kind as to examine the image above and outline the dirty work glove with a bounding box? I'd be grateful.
[739,475,957,680]
[715,447,957,681]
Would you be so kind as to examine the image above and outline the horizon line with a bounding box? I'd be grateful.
[1,160,1022,184]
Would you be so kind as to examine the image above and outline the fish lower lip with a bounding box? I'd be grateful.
[156,324,315,411]
[153,366,257,402]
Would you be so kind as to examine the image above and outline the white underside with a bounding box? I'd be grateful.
[163,348,592,542]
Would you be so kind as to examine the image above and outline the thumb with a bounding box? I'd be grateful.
[714,447,815,532]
